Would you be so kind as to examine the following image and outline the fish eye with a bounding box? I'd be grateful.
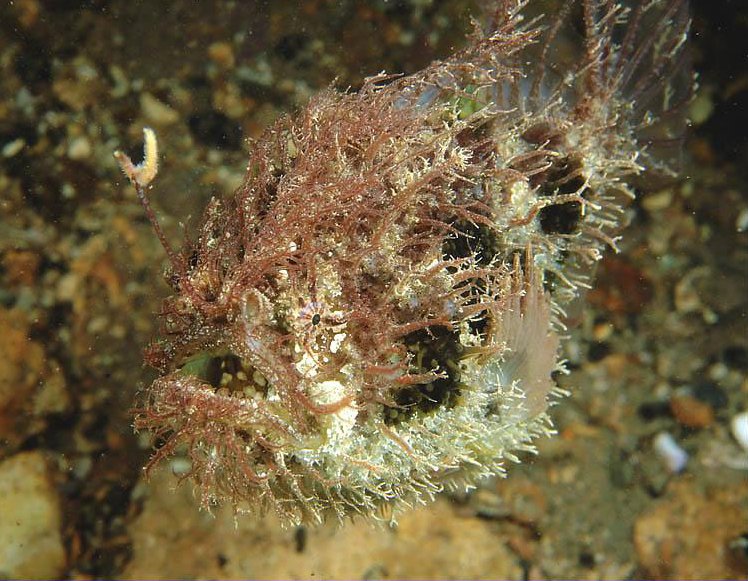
[311,313,321,326]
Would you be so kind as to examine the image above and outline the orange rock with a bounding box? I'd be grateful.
[207,42,235,70]
[0,309,45,444]
[634,478,748,580]
[601,352,631,379]
[2,249,41,287]
[670,395,715,428]
[124,467,524,580]
[560,422,601,441]
[588,255,654,315]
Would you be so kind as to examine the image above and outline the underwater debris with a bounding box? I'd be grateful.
[117,0,691,525]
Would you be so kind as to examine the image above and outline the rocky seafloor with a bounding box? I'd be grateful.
[0,1,746,579]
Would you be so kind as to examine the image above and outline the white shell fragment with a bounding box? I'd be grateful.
[654,431,689,474]
[731,411,748,453]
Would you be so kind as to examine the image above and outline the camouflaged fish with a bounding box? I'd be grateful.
[116,0,691,525]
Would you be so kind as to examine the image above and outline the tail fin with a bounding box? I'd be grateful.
[489,0,693,310]
[525,0,693,176]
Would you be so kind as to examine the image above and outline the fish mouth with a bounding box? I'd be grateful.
[177,350,271,401]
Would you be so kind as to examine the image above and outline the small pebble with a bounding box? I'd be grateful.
[641,189,673,212]
[2,138,26,157]
[109,64,130,98]
[653,432,688,474]
[208,41,235,69]
[56,272,79,302]
[252,370,267,387]
[140,92,179,125]
[736,207,748,232]
[592,322,614,341]
[689,87,714,125]
[67,135,92,160]
[674,275,702,313]
[14,0,41,28]
[72,455,93,479]
[169,457,192,475]
[0,452,66,578]
[731,411,748,453]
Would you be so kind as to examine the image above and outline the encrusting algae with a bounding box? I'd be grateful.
[116,0,692,526]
